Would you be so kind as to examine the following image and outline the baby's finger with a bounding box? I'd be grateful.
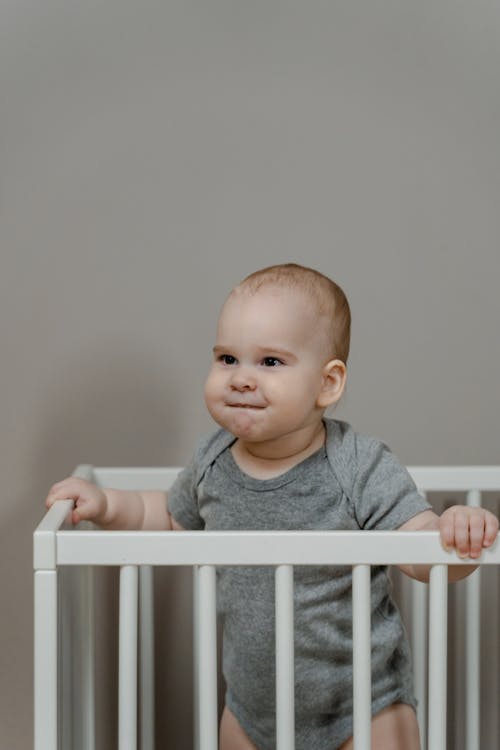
[45,486,76,508]
[439,510,457,551]
[483,513,499,547]
[453,509,471,558]
[46,478,89,507]
[468,514,485,559]
[72,498,93,523]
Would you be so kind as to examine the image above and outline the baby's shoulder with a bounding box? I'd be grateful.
[324,418,386,461]
[191,427,235,481]
[323,419,391,496]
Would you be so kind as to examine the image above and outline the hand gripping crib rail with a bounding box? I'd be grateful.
[34,466,500,750]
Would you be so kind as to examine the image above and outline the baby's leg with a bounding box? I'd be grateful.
[338,702,421,750]
[219,705,259,750]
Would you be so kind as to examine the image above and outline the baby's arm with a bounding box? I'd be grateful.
[397,506,498,582]
[45,477,185,531]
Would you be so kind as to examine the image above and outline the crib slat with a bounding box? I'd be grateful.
[34,570,58,750]
[465,490,481,750]
[197,565,218,750]
[428,565,448,750]
[412,580,428,749]
[119,566,139,750]
[193,567,200,750]
[352,565,371,750]
[412,490,428,750]
[275,565,295,750]
[139,566,155,750]
[78,566,96,750]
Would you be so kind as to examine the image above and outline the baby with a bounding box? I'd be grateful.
[46,263,498,750]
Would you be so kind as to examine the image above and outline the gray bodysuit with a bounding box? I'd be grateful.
[168,419,431,750]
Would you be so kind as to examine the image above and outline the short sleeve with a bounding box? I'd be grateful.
[167,444,205,530]
[167,427,235,530]
[352,435,432,530]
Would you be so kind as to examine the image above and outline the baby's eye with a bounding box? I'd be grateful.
[262,357,283,367]
[218,354,237,365]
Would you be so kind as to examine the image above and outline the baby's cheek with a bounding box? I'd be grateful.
[204,376,230,430]
[203,373,219,408]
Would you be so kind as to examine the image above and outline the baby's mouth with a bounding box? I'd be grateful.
[227,402,265,409]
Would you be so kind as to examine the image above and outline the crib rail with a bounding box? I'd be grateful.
[32,527,500,567]
[34,466,500,750]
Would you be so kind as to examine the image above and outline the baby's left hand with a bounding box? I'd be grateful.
[439,506,499,559]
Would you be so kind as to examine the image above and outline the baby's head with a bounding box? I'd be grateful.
[204,263,350,444]
[233,263,351,364]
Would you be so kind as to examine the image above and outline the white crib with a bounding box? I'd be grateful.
[34,465,500,750]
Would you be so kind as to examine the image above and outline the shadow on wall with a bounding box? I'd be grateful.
[17,341,196,750]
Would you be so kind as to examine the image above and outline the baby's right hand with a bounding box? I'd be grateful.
[45,478,109,526]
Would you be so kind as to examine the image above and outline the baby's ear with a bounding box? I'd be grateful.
[316,359,347,408]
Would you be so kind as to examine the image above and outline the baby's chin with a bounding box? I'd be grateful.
[207,404,269,440]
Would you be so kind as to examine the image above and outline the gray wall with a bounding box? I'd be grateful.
[1,1,499,747]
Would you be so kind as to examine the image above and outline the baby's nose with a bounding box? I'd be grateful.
[230,368,257,391]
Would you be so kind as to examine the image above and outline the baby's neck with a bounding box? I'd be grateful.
[231,421,326,480]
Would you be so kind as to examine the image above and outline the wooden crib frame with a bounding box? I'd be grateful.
[34,465,500,750]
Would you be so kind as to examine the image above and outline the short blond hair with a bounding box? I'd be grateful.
[234,263,351,363]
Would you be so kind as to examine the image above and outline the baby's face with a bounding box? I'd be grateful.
[204,287,330,444]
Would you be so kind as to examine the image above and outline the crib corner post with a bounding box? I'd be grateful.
[34,568,58,750]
